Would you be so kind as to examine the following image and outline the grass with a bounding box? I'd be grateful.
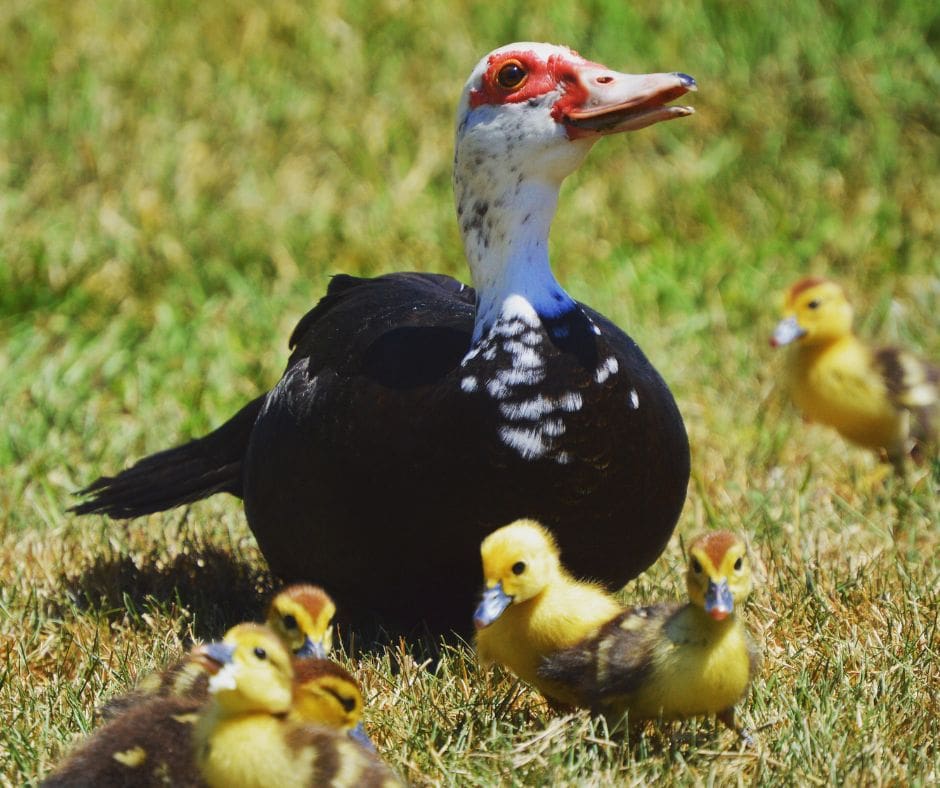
[1,0,938,784]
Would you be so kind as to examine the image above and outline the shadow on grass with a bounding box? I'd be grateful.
[60,541,272,641]
[58,538,468,656]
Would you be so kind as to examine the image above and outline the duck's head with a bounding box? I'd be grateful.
[771,278,854,349]
[685,531,752,621]
[474,519,562,629]
[292,659,375,750]
[266,584,336,659]
[291,659,363,731]
[455,42,695,191]
[453,43,695,337]
[195,623,294,716]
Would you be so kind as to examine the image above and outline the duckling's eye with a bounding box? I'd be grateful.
[282,614,298,630]
[734,557,743,571]
[807,299,821,309]
[496,61,527,90]
[325,687,357,713]
[511,561,526,575]
[253,647,267,660]
[691,557,702,574]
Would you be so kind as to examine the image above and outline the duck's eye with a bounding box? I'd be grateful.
[496,61,527,90]
[282,614,298,630]
[807,299,821,309]
[326,687,357,713]
[691,557,702,574]
[734,557,743,571]
[253,647,267,660]
[511,561,526,575]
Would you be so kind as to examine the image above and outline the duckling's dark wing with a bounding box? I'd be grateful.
[289,723,404,787]
[539,604,674,704]
[41,696,204,787]
[875,347,939,451]
[98,658,210,723]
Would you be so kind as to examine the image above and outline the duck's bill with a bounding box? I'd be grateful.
[770,316,807,347]
[349,722,377,751]
[295,635,328,659]
[473,582,513,629]
[704,578,734,620]
[565,70,696,136]
[191,641,236,674]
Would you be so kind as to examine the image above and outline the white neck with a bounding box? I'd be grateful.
[453,96,594,344]
[456,174,578,343]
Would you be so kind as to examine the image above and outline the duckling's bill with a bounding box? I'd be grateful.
[771,316,806,347]
[193,641,240,692]
[704,578,734,620]
[192,641,235,674]
[296,635,328,659]
[474,582,513,629]
[350,722,377,751]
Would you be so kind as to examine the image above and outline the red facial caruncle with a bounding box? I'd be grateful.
[467,47,695,141]
[469,48,593,119]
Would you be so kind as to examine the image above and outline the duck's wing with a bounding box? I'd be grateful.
[875,346,940,449]
[287,272,476,381]
[538,603,673,704]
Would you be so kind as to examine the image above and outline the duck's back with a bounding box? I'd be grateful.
[790,338,905,449]
[42,697,203,788]
[631,608,753,720]
[197,713,400,788]
[243,273,688,632]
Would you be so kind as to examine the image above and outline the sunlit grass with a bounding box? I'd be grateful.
[1,0,938,784]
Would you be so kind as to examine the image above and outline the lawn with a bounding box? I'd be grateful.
[1,0,938,784]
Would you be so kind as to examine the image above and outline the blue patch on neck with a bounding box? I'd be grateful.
[541,306,600,368]
[536,290,578,325]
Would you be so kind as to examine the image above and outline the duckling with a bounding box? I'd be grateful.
[195,624,402,788]
[41,695,205,787]
[100,584,335,720]
[41,624,374,787]
[473,519,623,706]
[538,531,759,743]
[290,658,376,751]
[266,583,336,658]
[771,277,938,473]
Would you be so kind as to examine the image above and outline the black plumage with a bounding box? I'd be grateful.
[75,272,688,631]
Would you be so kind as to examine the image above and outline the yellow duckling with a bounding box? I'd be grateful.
[266,583,336,658]
[474,519,623,706]
[771,277,938,472]
[42,625,380,786]
[538,531,759,743]
[100,583,336,720]
[195,624,402,788]
[290,658,376,751]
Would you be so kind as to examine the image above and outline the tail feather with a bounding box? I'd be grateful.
[71,396,266,518]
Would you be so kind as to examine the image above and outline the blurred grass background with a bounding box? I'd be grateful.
[0,0,937,784]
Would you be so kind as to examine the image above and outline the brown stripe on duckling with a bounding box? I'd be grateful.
[286,725,343,780]
[292,658,357,686]
[277,584,334,611]
[787,276,829,302]
[690,530,740,569]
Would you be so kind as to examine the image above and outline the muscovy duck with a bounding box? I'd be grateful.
[73,43,694,633]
